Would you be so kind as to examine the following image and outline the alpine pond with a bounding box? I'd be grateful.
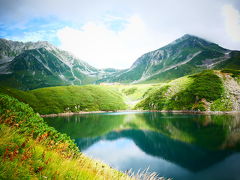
[44,112,240,180]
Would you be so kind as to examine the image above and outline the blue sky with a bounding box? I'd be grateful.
[0,16,69,45]
[0,0,240,68]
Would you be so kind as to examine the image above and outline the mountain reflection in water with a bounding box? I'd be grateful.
[44,112,240,180]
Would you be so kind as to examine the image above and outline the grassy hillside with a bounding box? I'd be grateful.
[0,94,129,179]
[107,84,160,108]
[0,85,127,114]
[136,70,237,111]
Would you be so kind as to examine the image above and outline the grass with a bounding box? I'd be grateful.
[0,93,131,179]
[107,84,160,109]
[136,70,227,111]
[0,85,127,115]
[113,84,158,100]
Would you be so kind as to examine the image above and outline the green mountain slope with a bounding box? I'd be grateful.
[0,85,127,114]
[136,70,240,111]
[99,34,240,83]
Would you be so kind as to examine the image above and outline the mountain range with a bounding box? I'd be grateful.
[0,34,240,89]
[0,39,118,89]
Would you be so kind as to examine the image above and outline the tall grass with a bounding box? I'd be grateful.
[0,124,130,179]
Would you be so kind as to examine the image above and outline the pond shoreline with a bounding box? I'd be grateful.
[40,110,240,117]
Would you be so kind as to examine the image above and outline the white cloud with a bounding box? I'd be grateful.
[222,4,240,42]
[57,15,172,69]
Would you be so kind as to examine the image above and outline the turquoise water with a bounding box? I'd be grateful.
[44,112,240,180]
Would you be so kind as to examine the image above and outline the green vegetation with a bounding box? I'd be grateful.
[0,94,78,153]
[0,85,127,114]
[122,87,138,95]
[136,70,227,111]
[119,84,158,100]
[221,69,240,78]
[110,84,159,109]
[187,70,223,101]
[0,94,130,179]
[216,51,240,70]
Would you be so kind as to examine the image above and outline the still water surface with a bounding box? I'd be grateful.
[44,112,240,180]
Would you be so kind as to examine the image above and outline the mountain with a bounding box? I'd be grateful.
[0,39,114,90]
[1,35,239,90]
[99,34,240,83]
